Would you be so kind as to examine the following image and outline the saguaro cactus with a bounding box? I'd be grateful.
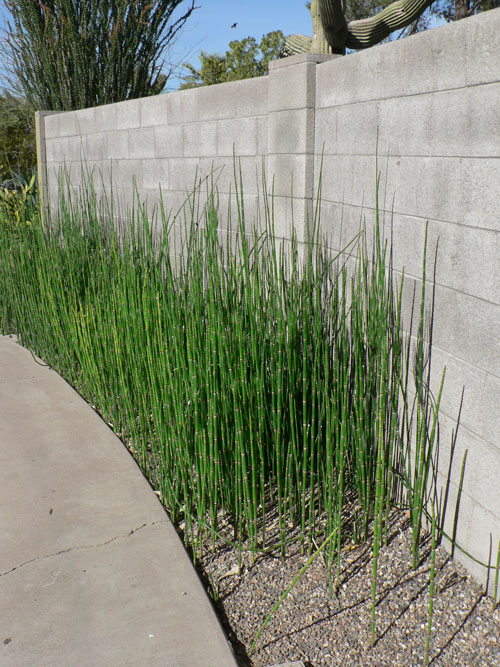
[282,0,434,56]
[319,0,435,54]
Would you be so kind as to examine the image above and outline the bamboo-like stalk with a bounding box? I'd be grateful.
[0,160,456,631]
[424,501,437,666]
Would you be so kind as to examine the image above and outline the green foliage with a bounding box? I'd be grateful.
[0,166,443,572]
[179,31,284,89]
[430,0,500,22]
[0,93,36,181]
[4,0,197,111]
[0,172,37,231]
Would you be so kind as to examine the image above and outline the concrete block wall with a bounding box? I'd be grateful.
[38,7,500,589]
[42,74,272,248]
[314,8,500,586]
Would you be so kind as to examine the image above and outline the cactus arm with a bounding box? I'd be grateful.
[310,0,335,53]
[319,0,434,53]
[346,0,435,49]
[281,33,313,56]
[316,0,348,54]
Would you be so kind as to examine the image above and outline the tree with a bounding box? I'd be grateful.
[0,93,36,181]
[3,0,197,111]
[179,31,285,90]
[430,0,499,22]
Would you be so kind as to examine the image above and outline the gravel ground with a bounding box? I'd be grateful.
[190,510,500,666]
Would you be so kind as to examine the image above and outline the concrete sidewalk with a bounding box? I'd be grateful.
[0,335,237,666]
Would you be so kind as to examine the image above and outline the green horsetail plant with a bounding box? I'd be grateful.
[493,535,500,610]
[424,500,437,666]
[0,159,447,587]
[451,449,468,560]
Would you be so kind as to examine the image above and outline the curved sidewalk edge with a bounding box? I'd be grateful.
[0,335,237,667]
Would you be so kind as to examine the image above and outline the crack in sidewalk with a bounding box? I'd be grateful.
[1,519,168,577]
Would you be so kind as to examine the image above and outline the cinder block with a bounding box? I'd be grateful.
[316,39,405,108]
[81,133,107,161]
[113,187,137,216]
[47,161,65,186]
[112,160,143,190]
[96,161,115,190]
[59,136,81,164]
[167,191,195,222]
[432,284,500,377]
[461,500,500,595]
[335,100,382,156]
[183,121,217,158]
[47,184,60,208]
[318,152,379,211]
[313,199,357,250]
[464,7,500,86]
[428,84,500,157]
[128,128,155,160]
[373,211,427,280]
[115,98,141,130]
[433,412,500,517]
[106,130,129,160]
[436,469,500,594]
[94,103,117,132]
[218,156,261,197]
[155,125,184,158]
[269,195,311,243]
[257,116,268,155]
[268,60,316,112]
[427,219,500,302]
[375,95,434,156]
[426,345,500,451]
[196,157,232,195]
[240,194,263,232]
[74,107,96,135]
[166,87,199,125]
[388,155,500,233]
[140,94,168,127]
[198,81,236,120]
[268,195,292,240]
[268,153,311,199]
[234,76,269,117]
[58,111,78,137]
[217,117,258,157]
[48,136,72,163]
[314,107,337,156]
[45,138,60,163]
[67,163,84,186]
[268,108,314,155]
[142,158,169,191]
[44,114,60,139]
[401,20,468,95]
[167,158,200,192]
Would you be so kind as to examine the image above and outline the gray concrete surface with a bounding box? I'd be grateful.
[0,335,237,666]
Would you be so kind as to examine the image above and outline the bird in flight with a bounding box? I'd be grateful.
[231,22,237,28]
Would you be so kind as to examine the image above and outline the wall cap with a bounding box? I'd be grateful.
[269,53,340,71]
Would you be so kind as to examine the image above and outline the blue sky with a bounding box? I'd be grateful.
[148,0,315,89]
[0,1,445,92]
[0,1,313,90]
